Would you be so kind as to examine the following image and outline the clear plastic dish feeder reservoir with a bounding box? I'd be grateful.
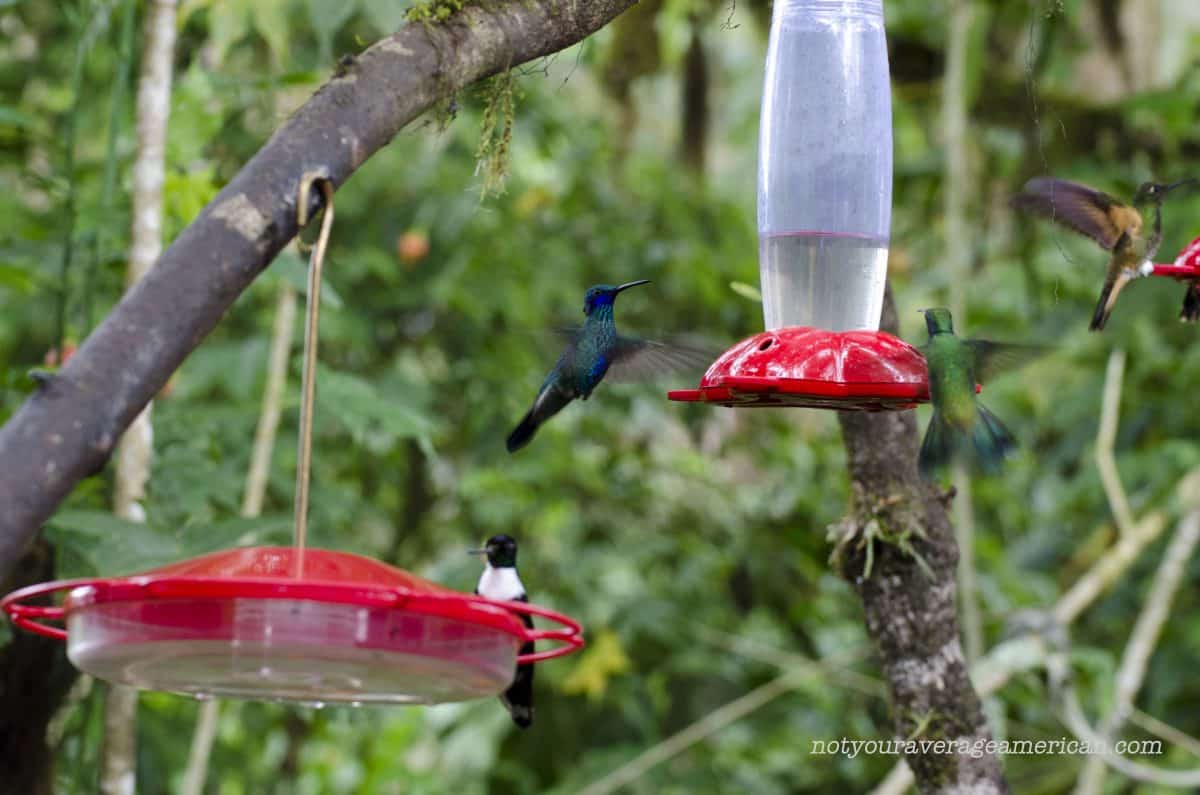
[2,546,583,705]
[670,0,932,410]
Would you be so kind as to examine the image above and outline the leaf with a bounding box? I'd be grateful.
[730,280,763,303]
[46,509,182,577]
[270,248,344,309]
[306,0,357,61]
[315,364,437,454]
[361,0,409,35]
[0,262,38,294]
[250,0,292,69]
[561,629,630,701]
[177,515,294,557]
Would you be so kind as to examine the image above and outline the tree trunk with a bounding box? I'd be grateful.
[0,539,79,795]
[0,0,639,579]
[835,287,1009,794]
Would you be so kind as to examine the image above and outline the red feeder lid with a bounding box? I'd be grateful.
[1151,235,1200,281]
[2,546,583,705]
[668,327,937,411]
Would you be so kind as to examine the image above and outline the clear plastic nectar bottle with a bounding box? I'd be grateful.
[757,0,893,332]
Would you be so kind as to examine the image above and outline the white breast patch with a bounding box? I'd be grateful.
[476,565,526,601]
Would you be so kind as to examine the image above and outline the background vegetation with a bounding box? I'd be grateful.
[2,0,1200,792]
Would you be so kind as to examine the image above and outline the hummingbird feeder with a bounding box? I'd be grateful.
[669,0,932,411]
[3,177,583,704]
[1151,234,1200,281]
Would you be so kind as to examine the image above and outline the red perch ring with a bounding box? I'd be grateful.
[1,546,583,705]
[1151,235,1200,281]
[668,327,937,411]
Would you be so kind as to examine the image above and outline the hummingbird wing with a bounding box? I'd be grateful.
[551,329,716,383]
[1010,177,1128,250]
[965,340,1047,382]
[606,335,718,382]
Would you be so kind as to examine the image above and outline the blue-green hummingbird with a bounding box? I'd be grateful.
[507,280,710,452]
[918,308,1042,477]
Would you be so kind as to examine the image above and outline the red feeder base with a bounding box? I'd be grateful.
[668,327,932,411]
[1,546,583,705]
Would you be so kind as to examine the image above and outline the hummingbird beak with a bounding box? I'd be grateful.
[467,548,489,556]
[1165,178,1198,194]
[614,279,651,294]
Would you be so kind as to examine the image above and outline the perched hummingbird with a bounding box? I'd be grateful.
[918,308,1042,477]
[471,534,534,728]
[507,280,711,452]
[1011,177,1194,330]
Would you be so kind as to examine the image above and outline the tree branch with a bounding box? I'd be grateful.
[1095,350,1135,537]
[836,286,1008,794]
[101,2,178,789]
[0,0,639,578]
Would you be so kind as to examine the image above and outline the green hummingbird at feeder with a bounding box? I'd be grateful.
[918,308,1043,477]
[506,280,712,453]
[1011,177,1195,330]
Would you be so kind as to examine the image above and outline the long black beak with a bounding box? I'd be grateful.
[1166,178,1198,194]
[614,279,651,294]
[468,548,489,555]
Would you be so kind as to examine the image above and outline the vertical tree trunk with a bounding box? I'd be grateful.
[835,288,1009,794]
[0,540,78,795]
[101,2,177,792]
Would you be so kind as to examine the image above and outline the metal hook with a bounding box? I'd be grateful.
[292,173,335,574]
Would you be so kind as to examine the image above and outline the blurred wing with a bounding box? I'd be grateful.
[607,335,718,383]
[966,340,1047,382]
[1010,177,1126,250]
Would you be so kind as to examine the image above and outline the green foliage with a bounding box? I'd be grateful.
[4,1,1200,794]
[405,0,470,25]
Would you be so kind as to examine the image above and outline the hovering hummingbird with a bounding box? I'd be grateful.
[507,280,711,452]
[472,534,534,728]
[1011,177,1194,330]
[918,308,1042,477]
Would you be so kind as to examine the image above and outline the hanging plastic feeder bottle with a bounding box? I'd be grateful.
[670,0,931,411]
[2,178,583,705]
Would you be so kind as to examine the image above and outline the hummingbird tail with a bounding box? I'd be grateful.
[1181,284,1200,323]
[919,405,1015,478]
[506,387,572,453]
[918,409,954,477]
[972,404,1017,473]
[506,411,542,453]
[499,641,535,728]
[1089,275,1125,331]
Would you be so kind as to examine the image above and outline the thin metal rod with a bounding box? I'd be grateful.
[292,176,335,574]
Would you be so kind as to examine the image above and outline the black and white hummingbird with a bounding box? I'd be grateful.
[471,534,534,728]
[507,280,712,452]
[1011,177,1194,330]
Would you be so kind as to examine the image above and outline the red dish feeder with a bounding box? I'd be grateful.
[1,546,583,705]
[669,327,937,411]
[1151,235,1200,281]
